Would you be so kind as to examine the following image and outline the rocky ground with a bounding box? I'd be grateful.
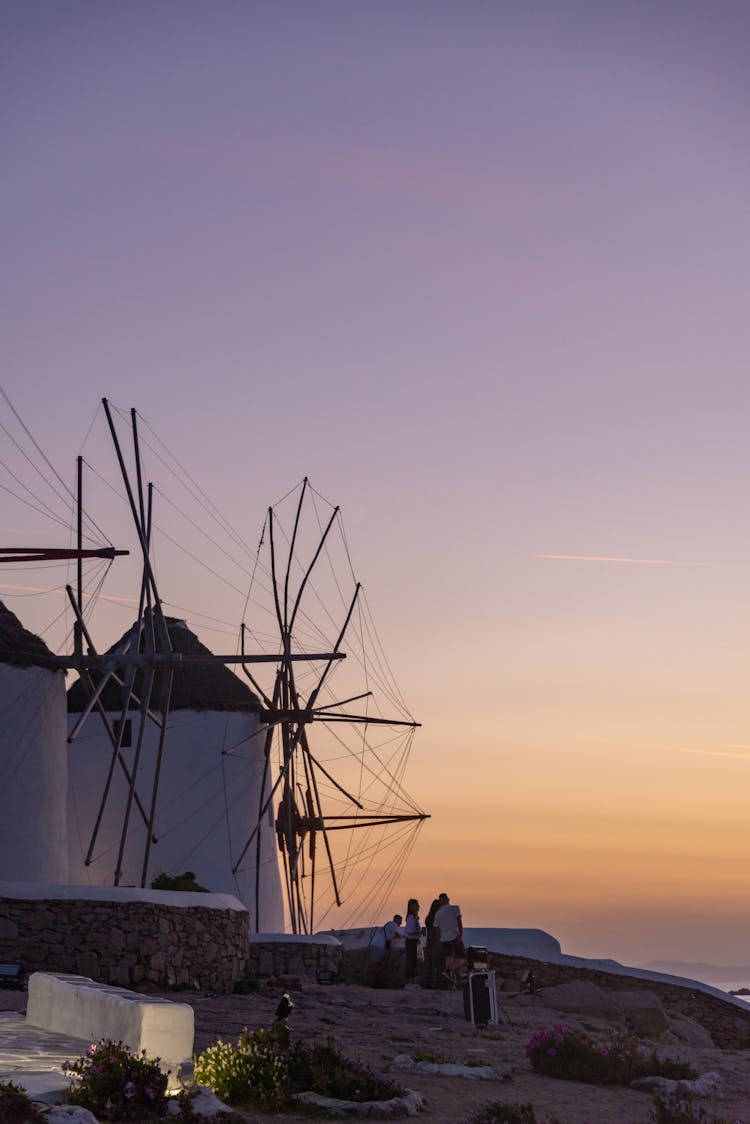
[4,978,750,1122]
[186,979,750,1123]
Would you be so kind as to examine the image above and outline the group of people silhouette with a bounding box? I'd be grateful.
[383,892,464,989]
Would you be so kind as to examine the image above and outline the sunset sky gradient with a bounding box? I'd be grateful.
[3,1,750,967]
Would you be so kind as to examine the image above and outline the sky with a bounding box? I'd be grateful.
[3,0,750,968]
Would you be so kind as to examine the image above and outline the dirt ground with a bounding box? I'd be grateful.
[3,981,749,1122]
[187,982,750,1123]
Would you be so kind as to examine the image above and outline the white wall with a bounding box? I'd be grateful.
[0,665,68,882]
[67,708,284,931]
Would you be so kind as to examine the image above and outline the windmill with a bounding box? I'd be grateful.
[1,397,428,932]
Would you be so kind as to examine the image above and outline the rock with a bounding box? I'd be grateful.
[390,1055,495,1080]
[539,980,611,1017]
[39,1106,99,1123]
[165,1086,236,1117]
[631,1070,724,1098]
[606,990,670,1036]
[666,1013,714,1047]
[293,1088,426,1117]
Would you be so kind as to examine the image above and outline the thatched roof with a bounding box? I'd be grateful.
[67,617,262,713]
[0,600,61,672]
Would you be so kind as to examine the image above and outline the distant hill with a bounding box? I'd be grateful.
[641,960,750,984]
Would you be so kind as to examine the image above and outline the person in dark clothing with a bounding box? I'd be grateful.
[424,897,443,988]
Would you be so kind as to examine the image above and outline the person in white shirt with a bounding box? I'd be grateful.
[383,914,403,949]
[433,892,463,983]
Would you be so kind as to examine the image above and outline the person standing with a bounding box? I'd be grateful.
[403,898,422,989]
[424,897,442,989]
[383,914,403,950]
[433,892,463,984]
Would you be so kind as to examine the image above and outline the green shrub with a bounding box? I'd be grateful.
[526,1025,698,1086]
[193,1029,285,1108]
[63,1039,168,1120]
[0,1080,44,1123]
[287,1038,404,1102]
[465,1102,562,1124]
[194,1029,404,1109]
[412,1049,448,1064]
[232,974,260,995]
[650,1090,733,1124]
[150,871,208,892]
[526,1025,612,1084]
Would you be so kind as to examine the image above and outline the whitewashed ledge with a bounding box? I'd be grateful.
[292,1088,426,1117]
[0,881,246,908]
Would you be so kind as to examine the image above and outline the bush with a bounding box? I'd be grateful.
[526,1026,698,1087]
[194,1030,404,1108]
[526,1025,613,1084]
[650,1090,733,1124]
[64,1039,168,1120]
[465,1103,564,1124]
[232,974,260,995]
[150,871,208,892]
[286,1038,404,1102]
[193,1029,285,1108]
[0,1080,44,1123]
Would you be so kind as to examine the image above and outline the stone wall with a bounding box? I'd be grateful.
[486,951,750,1050]
[247,938,342,984]
[0,896,248,993]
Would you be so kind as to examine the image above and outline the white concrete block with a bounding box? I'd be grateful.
[26,972,194,1079]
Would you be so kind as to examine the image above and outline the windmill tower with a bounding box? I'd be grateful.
[0,601,68,883]
[66,616,284,930]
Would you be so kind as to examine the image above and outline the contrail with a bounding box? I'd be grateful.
[641,742,750,762]
[532,554,704,567]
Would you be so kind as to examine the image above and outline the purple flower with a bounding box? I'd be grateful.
[145,1087,155,1100]
[547,1048,556,1056]
[124,1081,136,1099]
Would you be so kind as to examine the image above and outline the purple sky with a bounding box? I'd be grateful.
[3,1,750,966]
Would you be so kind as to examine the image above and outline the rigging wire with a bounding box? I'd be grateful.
[0,386,112,545]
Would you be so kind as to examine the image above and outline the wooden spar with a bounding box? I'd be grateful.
[64,587,165,736]
[103,399,155,593]
[240,622,275,709]
[51,651,346,669]
[266,709,419,728]
[304,582,360,714]
[283,477,307,635]
[299,721,342,919]
[0,547,128,562]
[114,664,155,884]
[64,590,155,836]
[140,484,174,888]
[253,672,282,931]
[297,814,429,828]
[287,503,339,636]
[75,456,83,663]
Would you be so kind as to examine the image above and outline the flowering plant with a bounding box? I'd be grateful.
[526,1025,612,1083]
[526,1026,697,1087]
[63,1038,168,1120]
[193,1029,285,1108]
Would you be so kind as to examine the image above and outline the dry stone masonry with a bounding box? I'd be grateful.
[0,895,247,992]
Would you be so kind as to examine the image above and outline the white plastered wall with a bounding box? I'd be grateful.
[0,664,68,883]
[67,708,284,931]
